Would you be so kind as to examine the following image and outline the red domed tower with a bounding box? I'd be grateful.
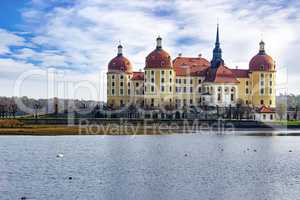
[249,40,276,108]
[108,44,133,73]
[144,36,174,108]
[145,36,172,69]
[249,40,275,72]
[107,44,133,109]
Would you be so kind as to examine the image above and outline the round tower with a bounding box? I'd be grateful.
[107,43,133,109]
[249,40,276,108]
[144,36,175,108]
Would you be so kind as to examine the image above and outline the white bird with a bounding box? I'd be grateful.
[56,154,64,158]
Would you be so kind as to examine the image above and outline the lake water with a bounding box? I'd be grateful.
[0,135,300,200]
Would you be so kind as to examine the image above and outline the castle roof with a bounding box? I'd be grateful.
[204,64,239,83]
[231,69,250,78]
[132,71,144,81]
[173,57,210,76]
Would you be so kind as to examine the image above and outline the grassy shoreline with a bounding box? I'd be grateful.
[0,124,299,136]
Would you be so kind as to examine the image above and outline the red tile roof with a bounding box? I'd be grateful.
[231,69,249,78]
[173,57,210,76]
[145,49,172,69]
[132,71,144,81]
[108,55,132,73]
[204,65,239,83]
[258,106,275,113]
[249,53,275,71]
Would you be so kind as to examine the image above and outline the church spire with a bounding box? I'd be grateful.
[216,24,220,47]
[211,24,224,68]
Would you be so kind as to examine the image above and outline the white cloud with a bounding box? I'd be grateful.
[0,0,299,99]
[0,29,26,54]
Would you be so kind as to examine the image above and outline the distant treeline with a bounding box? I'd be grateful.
[0,96,102,118]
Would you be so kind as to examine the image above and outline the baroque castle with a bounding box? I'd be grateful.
[106,25,276,119]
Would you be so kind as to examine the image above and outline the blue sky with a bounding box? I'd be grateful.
[0,0,299,100]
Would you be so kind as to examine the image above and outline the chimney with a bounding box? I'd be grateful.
[236,66,238,69]
[198,53,202,58]
[178,53,182,57]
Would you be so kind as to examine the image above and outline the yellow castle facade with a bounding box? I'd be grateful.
[106,26,276,114]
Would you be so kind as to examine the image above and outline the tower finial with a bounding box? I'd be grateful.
[156,35,162,49]
[117,41,123,56]
[259,40,265,54]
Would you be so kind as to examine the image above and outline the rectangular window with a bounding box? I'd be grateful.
[270,88,272,94]
[161,71,165,75]
[169,86,172,92]
[161,78,164,83]
[190,79,193,84]
[184,79,186,84]
[183,87,187,93]
[151,86,154,92]
[231,94,234,101]
[120,82,123,87]
[270,100,272,105]
[246,81,249,86]
[112,75,115,79]
[170,70,172,75]
[218,94,221,101]
[112,82,115,87]
[128,89,130,95]
[112,89,115,95]
[175,87,178,92]
[161,86,165,92]
[270,114,273,120]
[151,71,154,75]
[190,87,193,93]
[176,79,178,83]
[151,78,154,83]
[120,89,124,95]
[190,99,193,104]
[270,81,272,86]
[179,79,182,84]
[260,88,264,95]
[198,79,202,84]
[246,88,249,94]
[136,82,139,87]
[120,75,124,79]
[198,87,202,93]
[261,100,264,105]
[169,78,172,82]
[263,114,266,120]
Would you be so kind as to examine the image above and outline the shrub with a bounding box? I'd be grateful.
[0,119,24,128]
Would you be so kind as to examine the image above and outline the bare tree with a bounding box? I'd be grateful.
[277,103,287,121]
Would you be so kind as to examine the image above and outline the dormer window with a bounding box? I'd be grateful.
[260,65,264,70]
